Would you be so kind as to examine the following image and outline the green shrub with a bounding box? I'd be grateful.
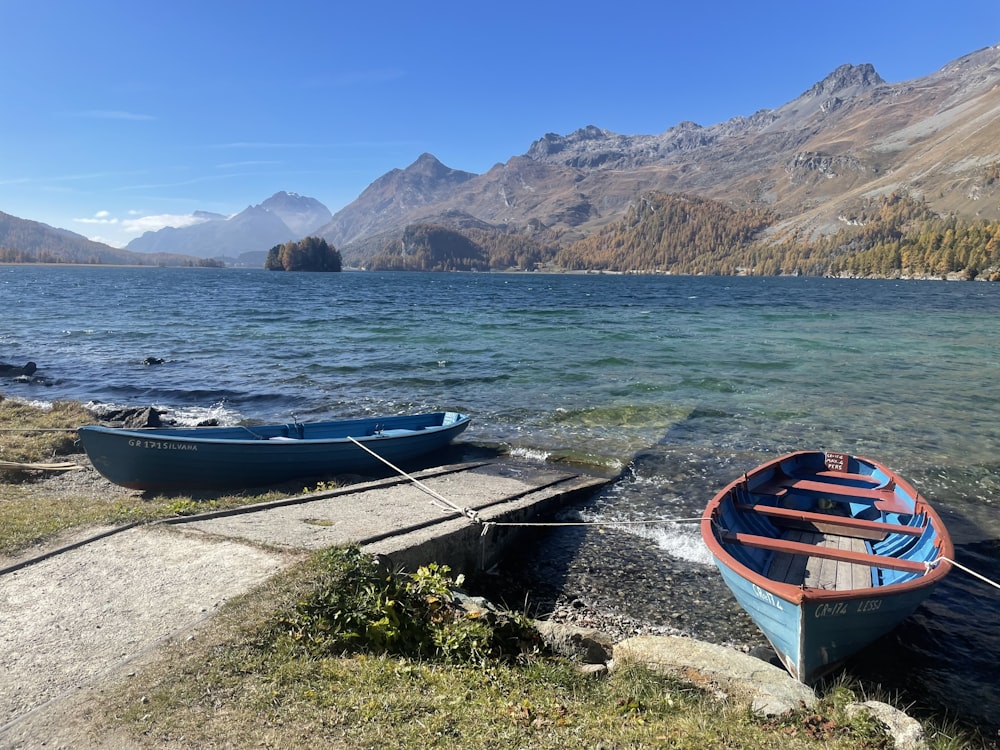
[271,546,538,664]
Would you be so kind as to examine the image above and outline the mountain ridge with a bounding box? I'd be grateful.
[310,44,1000,264]
[2,43,999,270]
[125,191,333,259]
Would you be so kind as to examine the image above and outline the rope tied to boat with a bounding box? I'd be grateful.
[339,444,1000,593]
[478,517,706,540]
[930,555,1000,591]
[346,436,482,523]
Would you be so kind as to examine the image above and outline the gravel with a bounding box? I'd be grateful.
[0,458,298,745]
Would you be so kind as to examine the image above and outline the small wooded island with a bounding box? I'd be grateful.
[264,236,342,272]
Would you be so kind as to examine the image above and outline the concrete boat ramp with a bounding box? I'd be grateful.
[0,459,608,743]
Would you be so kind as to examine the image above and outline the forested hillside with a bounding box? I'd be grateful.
[365,224,559,271]
[0,211,209,266]
[798,193,1000,280]
[549,191,1000,279]
[350,190,1000,279]
[556,194,775,274]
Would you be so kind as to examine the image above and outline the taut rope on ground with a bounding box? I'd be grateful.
[0,460,81,472]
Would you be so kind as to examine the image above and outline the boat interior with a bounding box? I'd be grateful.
[713,465,941,591]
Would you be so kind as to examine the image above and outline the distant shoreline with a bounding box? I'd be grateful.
[1,261,992,280]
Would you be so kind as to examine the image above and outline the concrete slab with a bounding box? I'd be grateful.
[164,460,608,576]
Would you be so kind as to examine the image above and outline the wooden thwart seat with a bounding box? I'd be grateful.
[755,477,912,514]
[735,503,924,540]
[720,530,930,575]
[809,470,884,486]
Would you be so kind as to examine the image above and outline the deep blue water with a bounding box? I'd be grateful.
[2,266,999,738]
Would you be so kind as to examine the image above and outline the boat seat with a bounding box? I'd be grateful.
[755,477,912,514]
[807,470,885,487]
[735,502,924,541]
[720,530,930,574]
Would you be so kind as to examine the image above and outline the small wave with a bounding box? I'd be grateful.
[506,446,552,463]
[8,396,55,412]
[606,517,713,566]
[640,523,714,566]
[158,402,246,426]
[82,399,246,427]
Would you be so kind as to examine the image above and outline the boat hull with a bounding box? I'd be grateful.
[712,553,941,683]
[77,412,470,491]
[701,450,952,684]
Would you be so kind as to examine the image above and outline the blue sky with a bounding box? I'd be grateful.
[2,1,998,248]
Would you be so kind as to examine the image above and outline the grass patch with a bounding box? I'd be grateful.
[3,397,988,748]
[0,398,92,466]
[98,548,902,749]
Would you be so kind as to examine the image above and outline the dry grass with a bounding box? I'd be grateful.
[0,398,92,469]
[1,397,982,749]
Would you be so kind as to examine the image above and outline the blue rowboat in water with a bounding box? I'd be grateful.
[701,450,952,684]
[77,411,471,491]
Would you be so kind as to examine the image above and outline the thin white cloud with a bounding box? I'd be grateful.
[74,211,118,225]
[121,212,212,235]
[76,210,214,238]
[213,142,319,149]
[214,160,283,169]
[211,140,415,150]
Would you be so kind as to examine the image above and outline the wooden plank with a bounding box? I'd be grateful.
[769,538,808,584]
[735,503,923,539]
[767,529,872,591]
[811,470,883,486]
[757,478,912,514]
[767,530,876,589]
[822,534,871,590]
[721,530,930,574]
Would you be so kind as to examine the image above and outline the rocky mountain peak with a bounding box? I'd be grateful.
[806,63,884,98]
[526,125,614,159]
[406,153,454,179]
[259,191,333,237]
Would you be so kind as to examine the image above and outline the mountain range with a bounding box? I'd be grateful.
[126,192,333,265]
[3,43,999,269]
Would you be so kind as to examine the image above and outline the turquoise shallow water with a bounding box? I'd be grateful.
[2,266,999,736]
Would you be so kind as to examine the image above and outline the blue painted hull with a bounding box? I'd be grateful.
[712,554,942,683]
[702,451,952,684]
[78,412,471,491]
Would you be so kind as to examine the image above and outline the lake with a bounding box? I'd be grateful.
[2,266,999,737]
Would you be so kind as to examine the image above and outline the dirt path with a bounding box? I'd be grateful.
[0,524,297,742]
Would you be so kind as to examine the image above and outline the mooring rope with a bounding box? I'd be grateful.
[481,517,704,528]
[934,555,1000,591]
[347,441,1000,593]
[0,460,81,472]
[0,427,79,432]
[346,436,482,522]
